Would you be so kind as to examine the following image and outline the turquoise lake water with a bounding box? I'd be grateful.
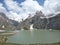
[8,30,60,44]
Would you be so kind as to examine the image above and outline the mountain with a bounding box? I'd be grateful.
[17,11,60,30]
[17,11,45,30]
[0,11,60,30]
[0,12,19,30]
[33,12,60,30]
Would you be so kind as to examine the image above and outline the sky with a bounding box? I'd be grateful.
[0,0,60,22]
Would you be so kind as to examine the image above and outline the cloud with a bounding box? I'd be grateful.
[0,1,21,22]
[3,0,60,22]
[20,0,43,19]
[0,3,6,13]
[4,0,22,13]
[7,11,22,22]
[21,0,43,11]
[4,0,43,22]
[42,0,60,16]
[4,0,24,22]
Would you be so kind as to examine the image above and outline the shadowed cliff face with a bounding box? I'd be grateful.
[46,13,60,30]
[33,13,60,30]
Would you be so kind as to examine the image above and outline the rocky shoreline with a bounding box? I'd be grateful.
[0,42,60,45]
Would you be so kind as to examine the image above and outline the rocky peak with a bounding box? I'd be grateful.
[36,11,45,17]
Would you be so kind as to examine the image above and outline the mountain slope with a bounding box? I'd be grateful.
[17,11,45,30]
[0,12,18,30]
[33,12,60,30]
[18,11,60,30]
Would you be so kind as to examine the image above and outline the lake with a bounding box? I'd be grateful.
[7,30,60,44]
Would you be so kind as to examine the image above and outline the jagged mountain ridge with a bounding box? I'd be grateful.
[0,11,60,30]
[17,11,60,30]
[17,11,45,30]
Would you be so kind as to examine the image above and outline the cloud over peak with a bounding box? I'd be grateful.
[3,0,43,22]
[0,0,60,22]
